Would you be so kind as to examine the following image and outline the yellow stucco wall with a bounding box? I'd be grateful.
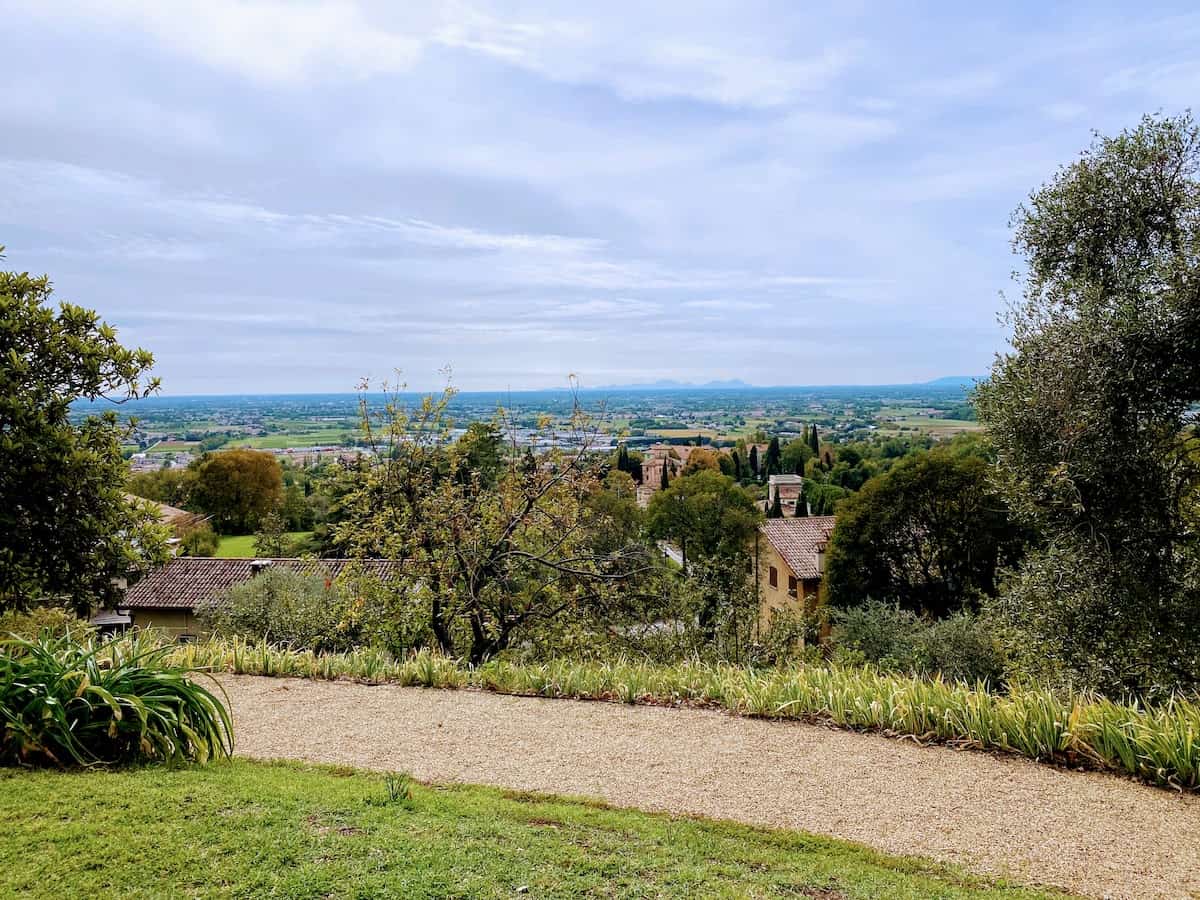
[756,542,824,634]
[129,609,200,639]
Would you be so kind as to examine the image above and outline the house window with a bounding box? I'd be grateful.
[769,566,778,588]
[788,575,797,597]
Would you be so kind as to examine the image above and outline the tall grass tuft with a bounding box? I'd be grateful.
[173,636,1200,791]
[1,631,233,767]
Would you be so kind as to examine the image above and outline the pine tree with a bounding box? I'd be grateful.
[769,488,783,518]
[661,459,670,490]
[808,424,819,456]
[795,481,808,517]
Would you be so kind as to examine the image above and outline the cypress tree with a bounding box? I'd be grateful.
[769,488,783,518]
[795,481,808,517]
[661,459,670,490]
[765,436,781,475]
[809,424,820,456]
[749,445,759,477]
[731,450,742,480]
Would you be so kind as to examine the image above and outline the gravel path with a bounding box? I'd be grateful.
[219,674,1200,899]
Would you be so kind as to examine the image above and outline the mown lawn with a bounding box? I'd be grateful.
[0,759,1064,899]
[215,532,313,557]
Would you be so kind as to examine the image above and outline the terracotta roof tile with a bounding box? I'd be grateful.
[123,557,404,610]
[760,516,836,579]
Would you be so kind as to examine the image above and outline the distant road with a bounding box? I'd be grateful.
[657,541,684,567]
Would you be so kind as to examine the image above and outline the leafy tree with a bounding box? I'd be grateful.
[646,470,761,571]
[454,421,504,488]
[253,511,291,557]
[781,438,811,475]
[191,449,283,534]
[126,467,195,507]
[682,447,720,475]
[180,522,220,557]
[0,251,168,613]
[825,449,1025,618]
[336,381,650,663]
[645,470,762,638]
[280,483,313,531]
[975,113,1200,695]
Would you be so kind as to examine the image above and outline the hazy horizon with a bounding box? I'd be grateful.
[3,3,1193,392]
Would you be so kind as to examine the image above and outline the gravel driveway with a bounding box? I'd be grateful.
[219,674,1200,899]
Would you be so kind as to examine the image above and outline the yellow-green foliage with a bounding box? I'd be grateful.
[172,637,1200,790]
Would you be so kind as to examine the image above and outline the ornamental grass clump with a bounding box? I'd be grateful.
[175,636,1200,790]
[1,631,232,767]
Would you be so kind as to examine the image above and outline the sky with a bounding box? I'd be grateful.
[1,2,1196,393]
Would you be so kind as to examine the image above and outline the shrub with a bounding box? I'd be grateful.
[830,601,1008,687]
[0,631,232,767]
[198,567,431,656]
[180,523,219,557]
[199,569,348,652]
[0,606,90,641]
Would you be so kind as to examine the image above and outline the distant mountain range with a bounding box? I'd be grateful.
[592,378,754,391]
[591,376,984,392]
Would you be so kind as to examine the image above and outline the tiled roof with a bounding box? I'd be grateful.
[123,557,404,609]
[761,516,836,579]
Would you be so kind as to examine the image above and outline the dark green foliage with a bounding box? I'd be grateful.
[660,458,669,490]
[826,449,1024,617]
[768,488,783,518]
[831,602,1009,687]
[808,424,819,456]
[0,631,232,766]
[126,467,195,507]
[976,113,1200,696]
[764,436,781,476]
[748,445,759,476]
[794,481,808,517]
[0,253,168,613]
[780,438,811,474]
[800,480,845,516]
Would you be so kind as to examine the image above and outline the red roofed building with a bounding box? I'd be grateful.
[757,516,836,632]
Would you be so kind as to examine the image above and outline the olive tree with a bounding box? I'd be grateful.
[976,113,1200,695]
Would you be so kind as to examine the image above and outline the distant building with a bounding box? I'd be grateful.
[757,516,836,633]
[766,474,805,514]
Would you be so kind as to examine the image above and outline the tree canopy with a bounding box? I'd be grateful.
[975,113,1200,694]
[825,446,1024,618]
[190,449,284,534]
[0,251,167,612]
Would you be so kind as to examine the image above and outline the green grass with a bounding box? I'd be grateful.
[146,440,200,452]
[214,532,314,557]
[0,759,1062,899]
[228,429,352,449]
[170,640,1200,791]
